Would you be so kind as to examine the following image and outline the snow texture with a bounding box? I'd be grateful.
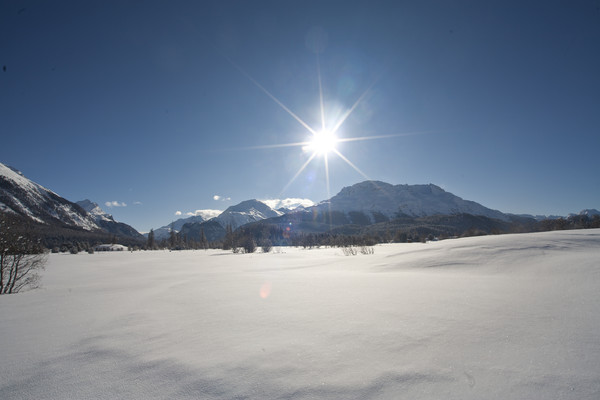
[1,229,599,399]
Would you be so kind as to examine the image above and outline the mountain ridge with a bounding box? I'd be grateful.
[0,162,142,241]
[0,163,100,230]
[215,199,283,230]
[3,160,596,246]
[76,200,144,239]
[314,181,508,222]
[177,181,522,243]
[177,199,283,243]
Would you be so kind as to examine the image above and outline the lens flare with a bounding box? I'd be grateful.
[259,282,272,299]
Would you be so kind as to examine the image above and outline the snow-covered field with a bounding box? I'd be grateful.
[1,230,599,399]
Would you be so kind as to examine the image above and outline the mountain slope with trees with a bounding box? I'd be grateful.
[0,163,100,230]
[0,162,144,250]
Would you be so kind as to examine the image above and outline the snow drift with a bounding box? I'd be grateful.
[1,229,599,399]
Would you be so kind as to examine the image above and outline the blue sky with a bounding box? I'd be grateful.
[1,0,599,232]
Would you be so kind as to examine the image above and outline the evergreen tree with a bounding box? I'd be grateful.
[200,229,207,250]
[169,229,177,250]
[222,224,234,250]
[147,229,155,250]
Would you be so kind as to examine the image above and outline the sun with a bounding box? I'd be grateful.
[223,48,416,198]
[305,130,339,156]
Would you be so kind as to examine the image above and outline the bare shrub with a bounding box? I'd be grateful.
[341,246,357,256]
[241,235,256,253]
[360,246,375,255]
[1,215,47,294]
[261,239,273,253]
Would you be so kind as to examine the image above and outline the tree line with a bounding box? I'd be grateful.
[142,213,600,253]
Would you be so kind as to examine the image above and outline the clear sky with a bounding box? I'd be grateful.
[1,0,599,232]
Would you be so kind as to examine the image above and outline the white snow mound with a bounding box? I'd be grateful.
[1,229,599,399]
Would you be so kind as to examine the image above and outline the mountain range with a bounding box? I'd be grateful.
[189,186,533,243]
[151,181,512,242]
[172,183,530,243]
[150,201,282,240]
[1,161,597,247]
[171,183,599,243]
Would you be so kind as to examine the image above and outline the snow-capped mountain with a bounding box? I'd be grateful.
[515,214,563,221]
[148,210,225,239]
[150,215,207,240]
[176,200,283,242]
[156,200,299,239]
[519,209,599,221]
[0,162,142,239]
[312,181,509,222]
[260,198,315,213]
[0,163,100,230]
[76,200,143,239]
[215,199,283,230]
[175,183,513,241]
[77,199,114,223]
[576,209,600,217]
[187,209,223,221]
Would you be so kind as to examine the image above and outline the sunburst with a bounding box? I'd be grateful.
[303,129,339,156]
[223,48,419,200]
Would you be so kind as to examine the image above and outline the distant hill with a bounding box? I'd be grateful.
[147,210,224,240]
[150,215,206,240]
[180,219,226,243]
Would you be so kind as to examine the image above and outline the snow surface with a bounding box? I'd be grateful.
[1,229,600,399]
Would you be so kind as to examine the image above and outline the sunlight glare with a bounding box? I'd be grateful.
[305,130,339,156]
